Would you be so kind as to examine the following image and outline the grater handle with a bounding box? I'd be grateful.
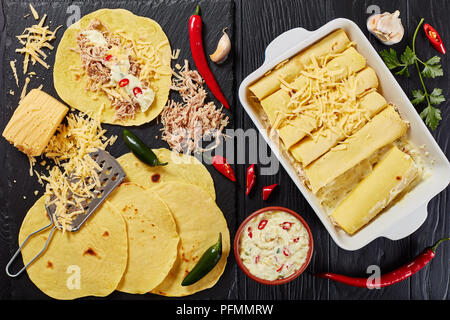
[5,222,56,277]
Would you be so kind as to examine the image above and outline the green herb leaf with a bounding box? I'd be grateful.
[396,66,410,77]
[400,46,416,65]
[420,105,442,131]
[411,89,426,106]
[422,56,443,78]
[379,48,401,70]
[375,20,445,131]
[380,47,416,77]
[429,88,446,105]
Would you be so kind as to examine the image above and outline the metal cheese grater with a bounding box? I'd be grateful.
[5,149,126,277]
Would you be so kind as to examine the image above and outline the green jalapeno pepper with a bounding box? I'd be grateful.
[181,233,222,286]
[123,129,167,166]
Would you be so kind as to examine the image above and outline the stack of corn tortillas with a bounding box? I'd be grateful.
[19,148,230,299]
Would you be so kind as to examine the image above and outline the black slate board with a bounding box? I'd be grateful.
[0,0,236,300]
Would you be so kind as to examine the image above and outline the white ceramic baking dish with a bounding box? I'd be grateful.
[238,18,450,251]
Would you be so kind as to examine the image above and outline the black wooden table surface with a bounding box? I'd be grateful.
[234,0,450,300]
[0,0,449,300]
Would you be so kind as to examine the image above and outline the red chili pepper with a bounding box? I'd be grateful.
[262,183,278,201]
[314,237,449,288]
[133,87,143,97]
[105,54,112,61]
[258,219,268,230]
[280,222,293,231]
[211,155,235,181]
[255,255,260,264]
[276,264,284,272]
[119,78,129,87]
[283,247,290,257]
[189,5,230,109]
[293,237,300,243]
[247,227,253,239]
[246,164,256,195]
[423,23,446,54]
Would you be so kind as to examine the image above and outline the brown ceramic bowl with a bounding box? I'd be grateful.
[234,206,314,285]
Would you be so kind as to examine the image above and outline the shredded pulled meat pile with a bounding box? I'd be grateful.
[160,60,229,154]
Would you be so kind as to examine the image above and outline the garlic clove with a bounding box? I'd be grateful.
[210,28,231,64]
[367,10,404,45]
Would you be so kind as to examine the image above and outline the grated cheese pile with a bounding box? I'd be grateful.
[15,11,61,75]
[160,60,229,154]
[277,54,372,142]
[31,112,117,232]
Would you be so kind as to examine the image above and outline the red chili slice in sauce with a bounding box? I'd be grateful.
[133,87,143,97]
[280,222,293,230]
[247,227,253,239]
[105,54,112,61]
[276,264,284,272]
[258,219,268,230]
[293,237,300,243]
[283,248,290,257]
[119,79,129,87]
[255,255,260,264]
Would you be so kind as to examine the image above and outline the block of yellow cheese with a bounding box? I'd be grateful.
[249,29,351,100]
[2,89,69,156]
[304,105,408,193]
[290,91,387,166]
[331,146,418,235]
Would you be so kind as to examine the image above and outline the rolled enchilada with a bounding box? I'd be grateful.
[260,46,367,127]
[290,91,388,166]
[304,106,408,193]
[331,146,418,235]
[249,29,351,100]
[276,66,379,149]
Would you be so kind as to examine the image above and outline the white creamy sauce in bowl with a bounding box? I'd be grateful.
[239,210,310,281]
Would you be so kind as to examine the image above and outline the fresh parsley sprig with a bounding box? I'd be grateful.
[379,18,445,130]
[380,46,415,77]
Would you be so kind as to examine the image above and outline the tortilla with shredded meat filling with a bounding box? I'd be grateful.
[54,9,172,126]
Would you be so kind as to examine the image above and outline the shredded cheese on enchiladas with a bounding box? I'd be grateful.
[277,56,371,140]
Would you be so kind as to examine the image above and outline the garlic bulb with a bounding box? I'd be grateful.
[367,10,404,45]
[210,28,231,64]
